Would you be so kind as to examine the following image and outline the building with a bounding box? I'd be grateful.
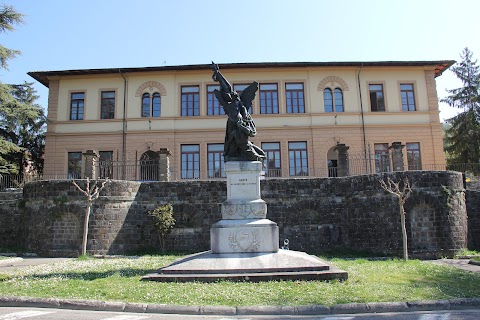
[28,60,454,181]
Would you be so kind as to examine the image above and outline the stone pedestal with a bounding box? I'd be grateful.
[210,161,279,253]
[143,161,347,282]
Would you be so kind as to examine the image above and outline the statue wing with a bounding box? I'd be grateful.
[213,89,229,109]
[240,81,258,112]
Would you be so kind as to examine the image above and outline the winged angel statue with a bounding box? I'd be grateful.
[211,62,266,162]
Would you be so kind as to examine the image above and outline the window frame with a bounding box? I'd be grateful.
[207,84,224,116]
[181,144,200,179]
[67,152,82,178]
[100,90,116,120]
[181,85,200,117]
[259,83,279,114]
[323,88,333,112]
[141,92,161,118]
[288,141,308,176]
[207,143,225,178]
[399,83,416,112]
[262,142,282,177]
[368,83,386,112]
[99,150,114,179]
[69,91,85,120]
[285,82,305,113]
[406,142,422,170]
[374,143,391,173]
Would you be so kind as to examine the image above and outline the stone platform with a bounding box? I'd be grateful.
[141,249,348,282]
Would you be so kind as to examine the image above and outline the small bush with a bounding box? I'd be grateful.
[148,204,175,253]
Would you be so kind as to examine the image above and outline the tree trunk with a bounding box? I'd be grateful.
[81,202,92,256]
[399,202,408,261]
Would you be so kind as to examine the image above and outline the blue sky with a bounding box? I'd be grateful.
[1,0,479,121]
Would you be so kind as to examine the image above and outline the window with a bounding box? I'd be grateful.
[400,84,416,111]
[324,88,333,112]
[262,142,281,177]
[288,141,308,176]
[259,83,278,114]
[67,152,82,178]
[181,144,200,179]
[286,83,305,113]
[141,92,161,117]
[181,86,200,116]
[334,88,344,112]
[207,85,224,115]
[100,91,115,119]
[406,142,421,170]
[374,143,390,173]
[324,88,344,112]
[207,144,225,178]
[99,151,113,179]
[369,84,385,111]
[152,93,161,117]
[70,92,84,120]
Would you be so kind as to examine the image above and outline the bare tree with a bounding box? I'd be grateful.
[379,176,414,261]
[72,178,108,256]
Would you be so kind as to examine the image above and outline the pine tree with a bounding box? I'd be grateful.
[442,48,480,166]
[0,6,45,175]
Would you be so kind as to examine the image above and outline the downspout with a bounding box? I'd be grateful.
[119,69,127,180]
[357,64,369,172]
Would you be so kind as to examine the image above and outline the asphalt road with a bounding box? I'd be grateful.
[1,308,480,320]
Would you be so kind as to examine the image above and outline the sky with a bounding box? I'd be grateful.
[1,0,479,122]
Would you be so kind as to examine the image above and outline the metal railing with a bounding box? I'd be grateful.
[2,162,480,190]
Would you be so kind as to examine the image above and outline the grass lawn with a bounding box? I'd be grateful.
[0,255,480,306]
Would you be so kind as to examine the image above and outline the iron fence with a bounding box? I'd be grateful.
[2,161,480,190]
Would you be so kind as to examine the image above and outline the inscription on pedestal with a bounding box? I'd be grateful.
[228,175,260,200]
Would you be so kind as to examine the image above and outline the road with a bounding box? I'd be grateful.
[1,307,480,320]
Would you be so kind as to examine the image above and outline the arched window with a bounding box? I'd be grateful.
[334,88,344,112]
[141,92,161,117]
[323,88,333,112]
[142,93,150,117]
[152,93,161,117]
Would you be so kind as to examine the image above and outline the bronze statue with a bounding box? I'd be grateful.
[211,62,265,162]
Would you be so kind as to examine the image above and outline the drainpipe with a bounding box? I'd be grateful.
[119,69,127,180]
[357,64,369,172]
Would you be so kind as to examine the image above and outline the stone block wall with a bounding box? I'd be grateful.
[466,190,480,250]
[5,170,471,258]
[0,189,22,249]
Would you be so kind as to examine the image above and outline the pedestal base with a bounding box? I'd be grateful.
[141,249,348,282]
[210,219,279,253]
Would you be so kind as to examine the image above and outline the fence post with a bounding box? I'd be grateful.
[335,143,350,177]
[390,142,405,171]
[158,148,172,182]
[83,150,99,179]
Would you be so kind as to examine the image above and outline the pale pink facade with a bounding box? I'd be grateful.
[28,61,453,180]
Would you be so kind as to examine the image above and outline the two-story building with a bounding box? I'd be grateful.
[28,60,454,180]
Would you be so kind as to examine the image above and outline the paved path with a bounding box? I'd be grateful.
[0,258,72,272]
[428,259,480,273]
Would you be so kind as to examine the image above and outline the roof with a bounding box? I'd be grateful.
[28,60,456,88]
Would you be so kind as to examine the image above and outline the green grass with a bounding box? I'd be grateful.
[472,257,480,262]
[454,249,480,258]
[0,255,480,306]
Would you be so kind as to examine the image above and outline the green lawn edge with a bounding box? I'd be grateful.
[1,255,480,307]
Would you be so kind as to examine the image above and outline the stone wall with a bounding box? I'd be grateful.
[466,190,480,250]
[0,189,22,249]
[4,171,471,257]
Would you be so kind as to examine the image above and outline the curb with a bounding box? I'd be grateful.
[0,296,479,316]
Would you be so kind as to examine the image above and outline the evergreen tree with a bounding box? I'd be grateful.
[442,48,480,166]
[0,5,45,175]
